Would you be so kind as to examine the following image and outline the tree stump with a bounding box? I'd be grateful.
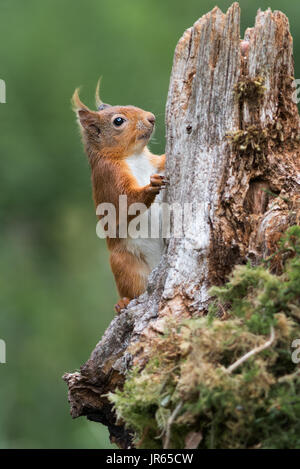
[63,3,300,448]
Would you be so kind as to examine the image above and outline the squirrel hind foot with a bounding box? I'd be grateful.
[114,297,131,314]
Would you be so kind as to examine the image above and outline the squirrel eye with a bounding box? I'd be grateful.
[113,117,125,127]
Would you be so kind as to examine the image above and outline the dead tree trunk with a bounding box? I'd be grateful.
[63,3,300,448]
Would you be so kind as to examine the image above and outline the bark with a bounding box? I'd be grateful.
[63,3,300,448]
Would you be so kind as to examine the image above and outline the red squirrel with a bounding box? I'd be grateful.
[72,81,166,313]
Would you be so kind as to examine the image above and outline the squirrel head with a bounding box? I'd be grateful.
[72,80,156,160]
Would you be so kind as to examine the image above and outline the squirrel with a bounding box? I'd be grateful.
[72,81,167,313]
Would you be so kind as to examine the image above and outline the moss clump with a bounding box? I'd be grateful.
[234,76,266,102]
[228,73,300,156]
[226,119,300,157]
[109,226,300,449]
[227,124,269,154]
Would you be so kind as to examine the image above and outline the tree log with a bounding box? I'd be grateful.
[63,3,300,448]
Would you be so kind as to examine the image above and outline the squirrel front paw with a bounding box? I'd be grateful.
[148,174,169,193]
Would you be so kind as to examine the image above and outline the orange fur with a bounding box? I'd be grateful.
[73,86,165,311]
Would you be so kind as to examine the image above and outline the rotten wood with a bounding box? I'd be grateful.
[63,3,300,448]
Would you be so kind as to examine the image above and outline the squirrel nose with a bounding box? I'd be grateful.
[147,114,156,125]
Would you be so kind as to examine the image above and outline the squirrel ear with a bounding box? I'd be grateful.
[73,88,101,135]
[78,109,101,135]
[95,78,111,111]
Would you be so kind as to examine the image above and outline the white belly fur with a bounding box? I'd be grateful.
[125,151,164,272]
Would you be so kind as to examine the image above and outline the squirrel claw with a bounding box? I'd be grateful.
[150,174,169,188]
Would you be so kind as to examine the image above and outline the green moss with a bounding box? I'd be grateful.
[227,119,300,157]
[109,227,300,449]
[234,76,266,102]
[228,73,300,156]
[226,124,270,156]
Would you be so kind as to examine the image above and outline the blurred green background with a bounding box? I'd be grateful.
[0,0,299,449]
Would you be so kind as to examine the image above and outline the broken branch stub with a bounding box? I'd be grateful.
[63,3,300,448]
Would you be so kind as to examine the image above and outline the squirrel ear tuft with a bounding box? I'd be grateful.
[95,78,111,111]
[72,88,90,112]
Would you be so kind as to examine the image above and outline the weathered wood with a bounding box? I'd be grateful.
[63,3,300,448]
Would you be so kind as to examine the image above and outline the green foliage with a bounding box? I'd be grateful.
[109,227,300,449]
